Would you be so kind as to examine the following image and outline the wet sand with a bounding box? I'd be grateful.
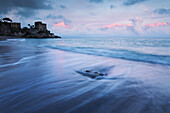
[0,39,170,113]
[0,43,170,113]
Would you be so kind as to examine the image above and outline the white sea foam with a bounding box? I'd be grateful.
[7,39,26,41]
[0,53,46,68]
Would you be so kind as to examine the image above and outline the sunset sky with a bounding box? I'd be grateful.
[0,0,170,37]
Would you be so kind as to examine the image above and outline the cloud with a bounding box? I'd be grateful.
[100,27,109,31]
[89,12,96,16]
[53,22,69,28]
[102,23,132,29]
[89,0,104,3]
[46,14,72,23]
[100,23,132,31]
[145,7,148,12]
[101,17,143,31]
[100,16,169,35]
[110,5,115,9]
[129,17,143,28]
[146,22,168,27]
[123,0,148,6]
[17,9,35,18]
[60,5,67,9]
[145,22,169,29]
[101,17,143,34]
[154,8,170,15]
[128,17,143,33]
[0,0,52,17]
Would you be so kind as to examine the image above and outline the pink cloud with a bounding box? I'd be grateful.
[151,13,154,18]
[102,23,133,29]
[100,17,169,34]
[146,22,168,27]
[101,21,169,31]
[54,22,69,28]
[145,7,148,12]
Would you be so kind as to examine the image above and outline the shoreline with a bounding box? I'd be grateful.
[0,39,170,113]
[0,36,21,41]
[0,36,61,41]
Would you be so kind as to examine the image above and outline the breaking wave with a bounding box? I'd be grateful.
[44,45,170,65]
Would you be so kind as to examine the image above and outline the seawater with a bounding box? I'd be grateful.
[0,37,170,113]
[40,37,170,65]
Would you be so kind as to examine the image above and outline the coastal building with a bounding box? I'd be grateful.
[35,21,47,31]
[0,18,21,36]
[0,21,2,35]
[10,23,21,30]
[0,22,12,35]
[0,18,61,38]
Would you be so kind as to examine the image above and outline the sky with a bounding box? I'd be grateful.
[0,0,170,38]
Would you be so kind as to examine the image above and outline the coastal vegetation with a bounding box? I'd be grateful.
[0,17,61,39]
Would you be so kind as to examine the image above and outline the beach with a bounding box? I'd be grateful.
[0,38,170,113]
[0,36,20,41]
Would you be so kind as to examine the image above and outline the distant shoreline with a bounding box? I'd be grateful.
[0,36,19,41]
[0,36,61,41]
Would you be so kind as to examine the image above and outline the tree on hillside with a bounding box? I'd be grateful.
[2,18,12,22]
[28,24,34,29]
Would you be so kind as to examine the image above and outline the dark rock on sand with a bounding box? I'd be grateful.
[86,70,91,72]
[99,73,104,76]
[77,70,107,79]
[94,72,98,74]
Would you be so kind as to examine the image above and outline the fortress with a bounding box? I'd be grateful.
[0,18,61,38]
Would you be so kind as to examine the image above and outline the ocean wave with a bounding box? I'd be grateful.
[0,58,27,68]
[7,39,26,41]
[0,39,26,43]
[44,45,170,65]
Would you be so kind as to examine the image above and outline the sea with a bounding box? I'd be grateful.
[0,37,170,113]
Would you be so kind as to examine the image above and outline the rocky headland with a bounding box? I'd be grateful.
[0,17,61,40]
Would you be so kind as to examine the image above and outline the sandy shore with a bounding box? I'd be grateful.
[0,38,170,113]
[0,36,20,41]
[0,36,61,41]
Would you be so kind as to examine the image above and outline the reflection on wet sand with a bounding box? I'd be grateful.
[0,39,170,113]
